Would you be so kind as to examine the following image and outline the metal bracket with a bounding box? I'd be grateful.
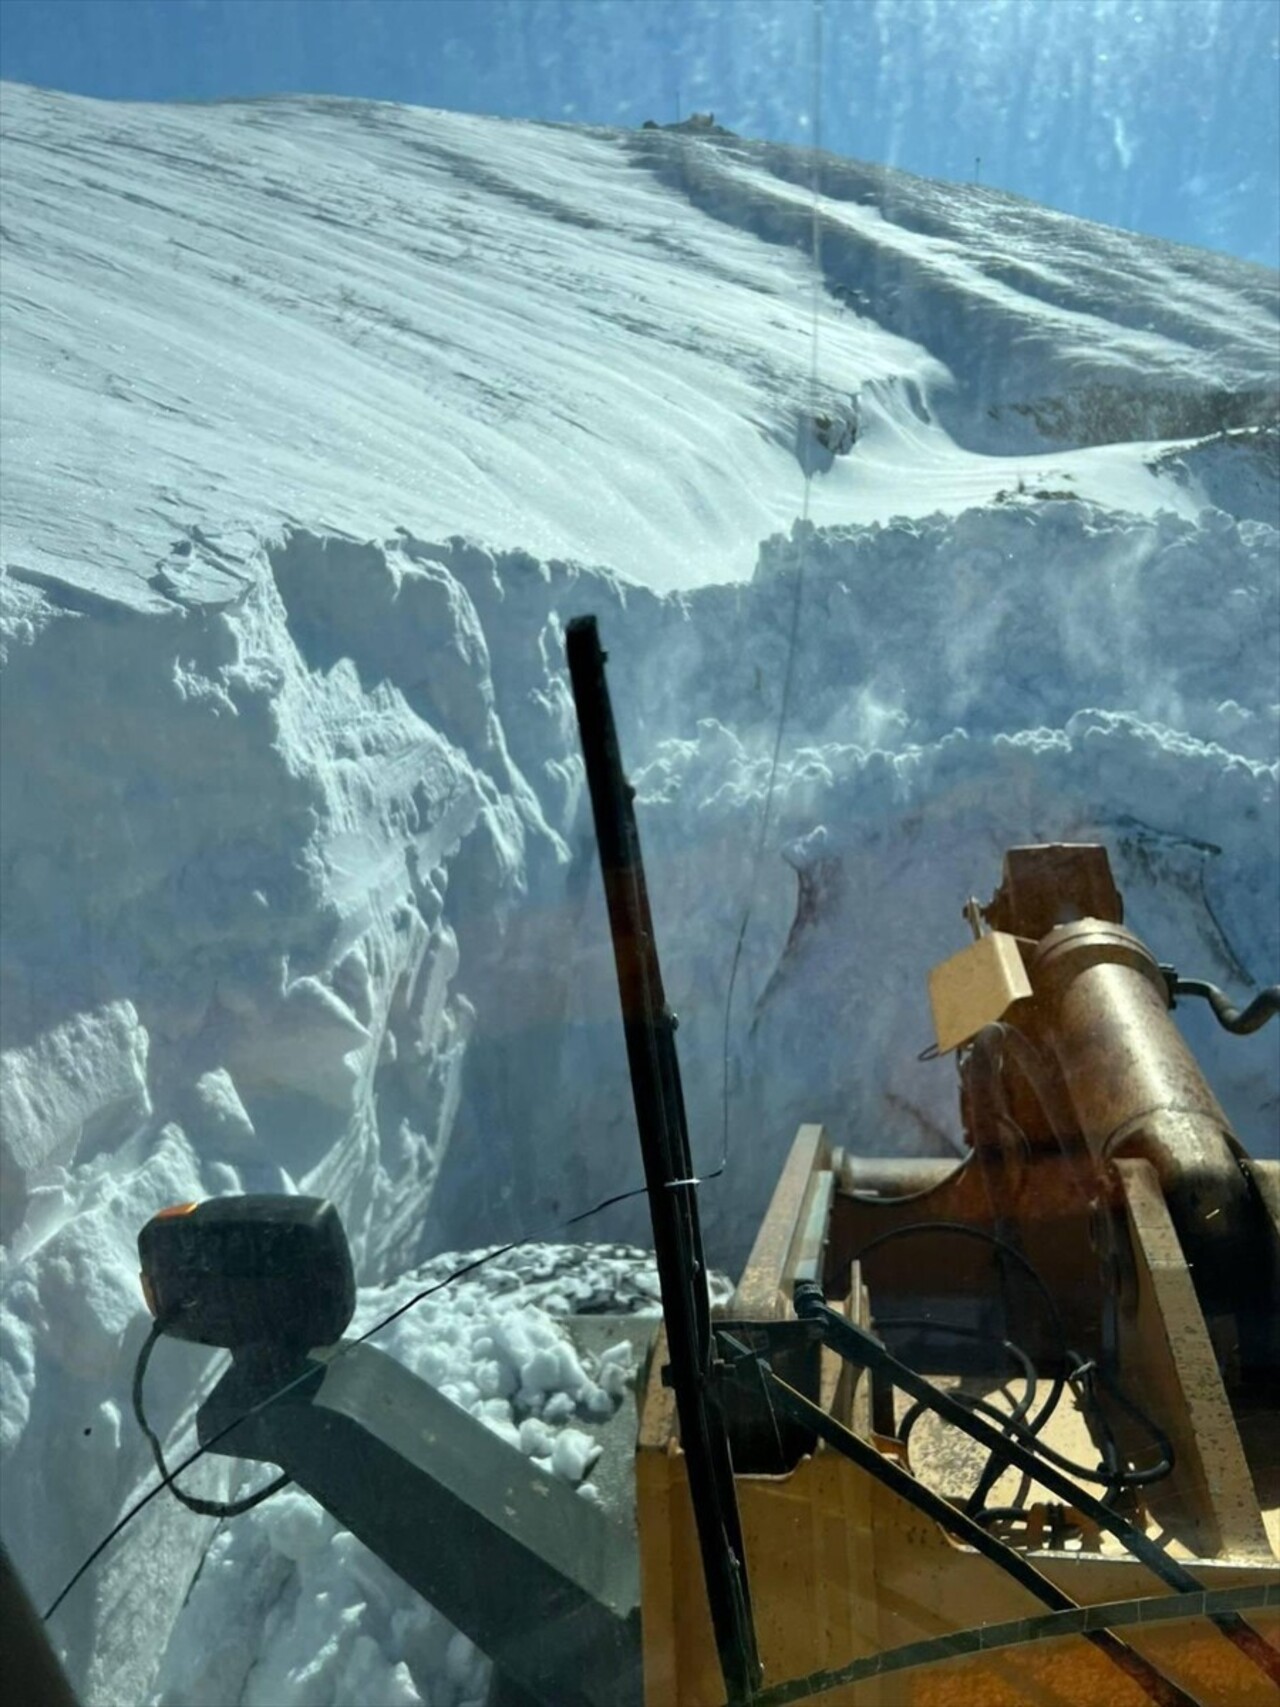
[199,1341,642,1707]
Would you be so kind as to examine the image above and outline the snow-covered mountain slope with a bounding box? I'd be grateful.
[1,83,1277,1707]
[2,82,1276,596]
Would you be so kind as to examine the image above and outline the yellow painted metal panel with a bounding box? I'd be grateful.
[928,932,1032,1054]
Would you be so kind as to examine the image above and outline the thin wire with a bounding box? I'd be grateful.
[716,0,825,1182]
[563,1184,653,1225]
[132,1318,290,1518]
[350,1241,525,1345]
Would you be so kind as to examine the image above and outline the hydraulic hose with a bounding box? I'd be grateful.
[1168,976,1280,1036]
[793,1283,1280,1689]
[722,1349,1202,1707]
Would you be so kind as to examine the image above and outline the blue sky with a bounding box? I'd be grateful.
[2,0,1277,266]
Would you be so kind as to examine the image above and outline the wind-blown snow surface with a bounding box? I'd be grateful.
[1,84,1277,1706]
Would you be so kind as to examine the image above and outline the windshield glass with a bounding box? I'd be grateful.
[1,4,1277,1706]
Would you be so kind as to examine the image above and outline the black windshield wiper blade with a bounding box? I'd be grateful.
[567,613,762,1707]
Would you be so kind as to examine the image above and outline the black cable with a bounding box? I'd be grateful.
[896,1379,1046,1466]
[53,1192,718,1620]
[854,1222,1070,1446]
[875,1315,1049,1521]
[131,1319,291,1518]
[44,1073,667,1621]
[48,1357,316,1624]
[937,1368,1173,1491]
[956,1033,1068,1514]
[1072,1354,1133,1508]
[966,1020,1133,1376]
[794,1284,1280,1686]
[884,1338,1170,1518]
[1072,1355,1176,1490]
[860,1209,1077,1502]
[854,1221,1066,1346]
[874,1318,1038,1415]
[897,1373,1069,1517]
[962,1337,1053,1522]
[47,1235,532,1622]
[739,1353,1203,1707]
[1169,976,1279,1035]
[861,1218,1173,1520]
[874,1318,1039,1437]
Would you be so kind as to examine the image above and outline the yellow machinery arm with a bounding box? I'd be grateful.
[637,845,1280,1707]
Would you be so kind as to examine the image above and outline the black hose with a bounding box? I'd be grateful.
[854,1222,1066,1344]
[946,1372,1173,1490]
[874,1317,1041,1496]
[896,1341,1172,1507]
[859,1221,1075,1522]
[1171,977,1280,1035]
[855,1223,1070,1433]
[897,1374,1071,1522]
[132,1320,291,1520]
[1080,1356,1177,1488]
[874,1318,1038,1417]
[795,1284,1280,1686]
[745,1355,1204,1707]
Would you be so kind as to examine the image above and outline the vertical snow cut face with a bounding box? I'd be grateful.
[2,503,1278,1704]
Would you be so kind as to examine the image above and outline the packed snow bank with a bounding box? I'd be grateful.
[2,497,1277,1702]
[0,528,558,1695]
[1146,424,1280,529]
[11,496,1273,1286]
[0,550,515,1278]
[413,501,1279,1262]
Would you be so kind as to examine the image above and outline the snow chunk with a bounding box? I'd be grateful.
[0,1001,150,1240]
[226,975,370,1110]
[550,1427,602,1484]
[518,1416,556,1460]
[182,1068,256,1154]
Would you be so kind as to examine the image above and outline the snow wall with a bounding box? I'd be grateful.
[3,489,1278,1699]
